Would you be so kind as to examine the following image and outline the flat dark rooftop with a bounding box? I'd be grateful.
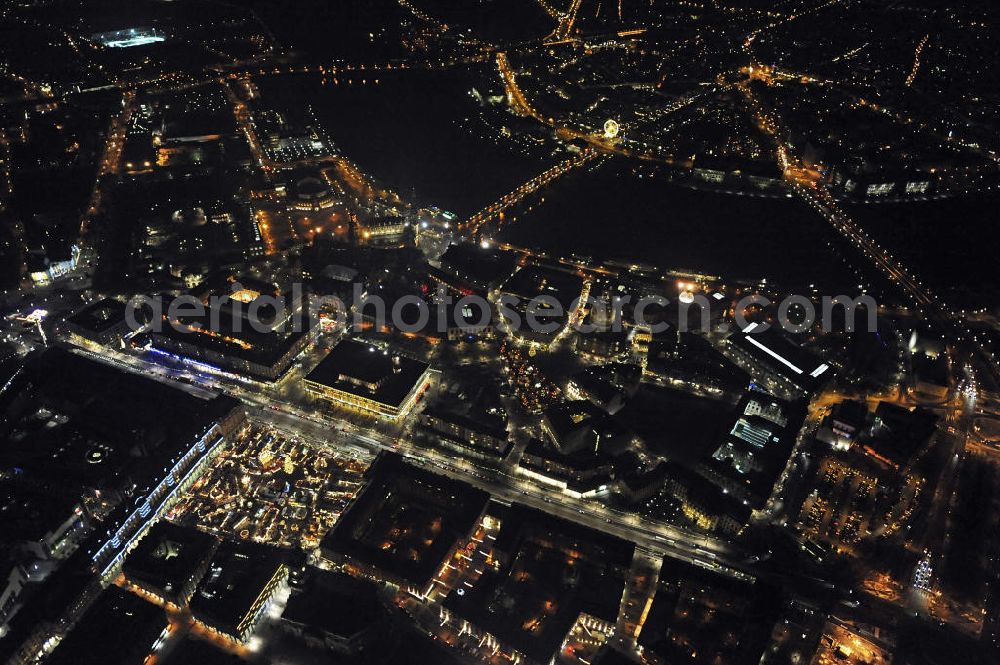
[159,636,246,665]
[0,481,82,549]
[542,400,610,449]
[592,646,639,665]
[65,297,129,334]
[913,351,949,386]
[863,402,938,468]
[615,384,737,460]
[162,110,234,141]
[123,521,219,599]
[320,454,489,588]
[305,339,430,409]
[569,371,626,407]
[638,558,781,665]
[438,242,518,289]
[444,503,634,664]
[189,540,286,637]
[0,417,128,491]
[646,332,750,393]
[499,265,584,305]
[832,399,869,427]
[388,626,468,665]
[281,570,386,639]
[729,325,830,390]
[45,586,166,665]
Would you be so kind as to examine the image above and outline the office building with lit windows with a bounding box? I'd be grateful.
[419,406,510,461]
[146,278,313,381]
[516,438,615,499]
[304,339,431,419]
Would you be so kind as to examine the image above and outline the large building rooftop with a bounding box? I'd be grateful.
[280,569,387,642]
[498,265,584,305]
[860,401,938,470]
[437,242,518,292]
[615,384,737,459]
[727,323,831,393]
[45,586,166,665]
[320,454,489,589]
[189,540,287,641]
[706,390,807,508]
[637,557,781,665]
[122,521,220,603]
[147,286,311,381]
[304,339,431,417]
[542,399,632,455]
[64,297,130,336]
[444,503,634,664]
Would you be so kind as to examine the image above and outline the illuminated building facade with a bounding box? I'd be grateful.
[419,406,510,460]
[304,339,431,419]
[290,176,336,212]
[516,439,614,499]
[27,245,79,286]
[122,521,220,607]
[659,461,750,537]
[88,421,233,583]
[91,27,168,48]
[190,540,289,644]
[362,216,409,244]
[147,282,314,381]
[64,298,132,349]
